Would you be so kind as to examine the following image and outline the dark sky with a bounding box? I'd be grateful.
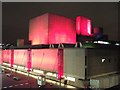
[2,2,118,45]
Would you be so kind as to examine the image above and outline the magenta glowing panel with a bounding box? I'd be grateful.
[14,50,27,66]
[27,49,32,71]
[3,50,14,67]
[0,49,2,64]
[2,50,11,63]
[2,48,64,74]
[32,49,59,72]
[76,16,81,35]
[10,50,14,67]
[29,13,76,45]
[49,14,76,44]
[76,16,92,36]
[29,13,49,45]
[57,49,64,79]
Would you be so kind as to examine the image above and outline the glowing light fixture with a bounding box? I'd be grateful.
[98,41,110,44]
[33,69,44,74]
[13,64,17,68]
[46,72,57,77]
[18,66,24,70]
[2,62,10,66]
[93,41,98,43]
[102,58,105,63]
[94,41,110,45]
[115,43,120,46]
[66,76,75,82]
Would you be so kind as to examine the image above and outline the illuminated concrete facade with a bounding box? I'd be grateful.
[1,13,120,89]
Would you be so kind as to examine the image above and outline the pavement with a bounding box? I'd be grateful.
[1,70,56,88]
[1,69,120,90]
[104,84,120,90]
[1,69,77,90]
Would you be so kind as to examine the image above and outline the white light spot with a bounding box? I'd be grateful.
[9,85,13,87]
[15,85,18,86]
[20,84,23,85]
[25,83,28,84]
[102,58,105,63]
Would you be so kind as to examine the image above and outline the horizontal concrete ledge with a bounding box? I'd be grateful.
[87,71,120,79]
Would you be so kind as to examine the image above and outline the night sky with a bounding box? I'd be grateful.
[2,2,119,45]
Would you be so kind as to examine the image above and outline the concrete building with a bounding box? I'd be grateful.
[1,13,120,89]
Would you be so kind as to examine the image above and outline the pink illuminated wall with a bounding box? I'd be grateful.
[2,50,28,67]
[0,49,2,64]
[29,13,48,45]
[14,50,27,66]
[29,13,76,45]
[2,50,14,67]
[48,14,76,44]
[76,16,92,36]
[32,49,59,72]
[76,16,81,35]
[2,50,11,63]
[2,49,64,75]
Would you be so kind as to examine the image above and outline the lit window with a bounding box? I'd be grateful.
[102,58,105,63]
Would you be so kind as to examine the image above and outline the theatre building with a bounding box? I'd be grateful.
[1,13,120,89]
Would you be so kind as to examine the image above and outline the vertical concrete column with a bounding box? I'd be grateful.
[10,49,14,68]
[27,48,32,72]
[57,49,64,80]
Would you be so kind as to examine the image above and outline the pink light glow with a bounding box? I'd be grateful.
[29,13,76,45]
[2,50,11,63]
[57,49,64,79]
[87,20,92,35]
[0,49,2,64]
[32,49,59,72]
[29,13,49,45]
[10,50,14,67]
[76,16,92,36]
[2,49,64,74]
[14,50,27,66]
[27,49,32,71]
[76,16,81,34]
[49,14,76,44]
